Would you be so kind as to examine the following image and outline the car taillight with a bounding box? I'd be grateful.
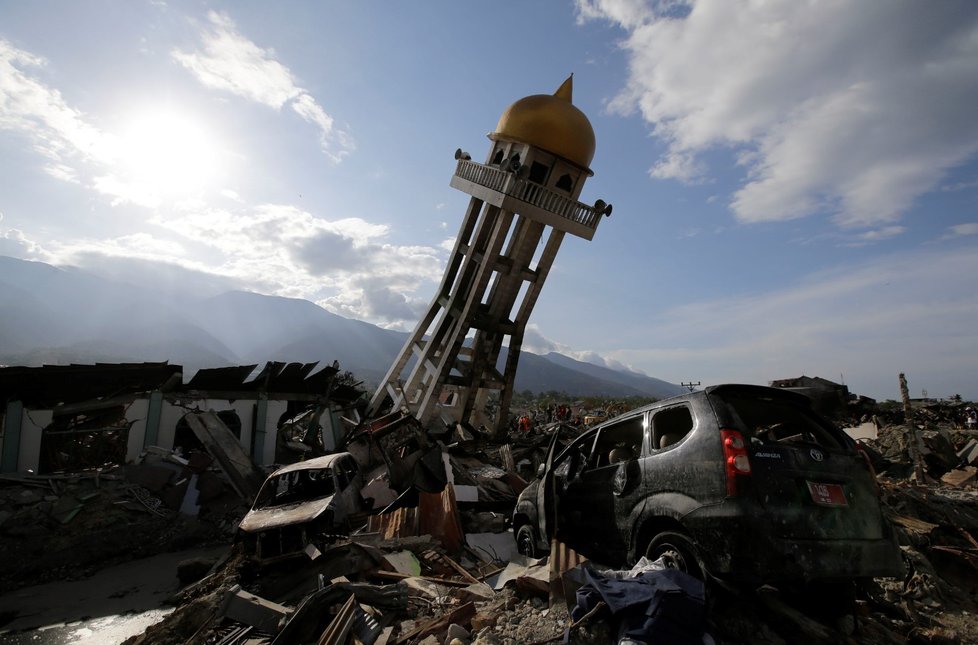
[721,429,751,496]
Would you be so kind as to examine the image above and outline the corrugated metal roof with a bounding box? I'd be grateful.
[185,364,258,390]
[0,362,181,408]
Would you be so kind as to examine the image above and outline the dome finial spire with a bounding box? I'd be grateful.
[490,75,595,171]
[554,74,573,103]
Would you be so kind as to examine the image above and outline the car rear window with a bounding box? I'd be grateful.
[713,392,846,449]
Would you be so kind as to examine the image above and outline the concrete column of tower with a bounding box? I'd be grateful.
[367,196,484,415]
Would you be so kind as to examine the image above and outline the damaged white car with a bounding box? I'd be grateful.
[238,452,364,563]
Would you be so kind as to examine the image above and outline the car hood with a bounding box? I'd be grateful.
[239,495,334,533]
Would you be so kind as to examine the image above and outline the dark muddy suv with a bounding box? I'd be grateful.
[513,384,903,582]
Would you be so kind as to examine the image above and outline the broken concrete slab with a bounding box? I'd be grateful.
[398,576,455,600]
[492,554,549,593]
[362,471,399,510]
[843,421,877,441]
[454,485,479,502]
[383,550,422,577]
[184,411,264,504]
[221,584,292,633]
[455,582,495,603]
[958,439,978,466]
[941,467,977,488]
[394,601,475,644]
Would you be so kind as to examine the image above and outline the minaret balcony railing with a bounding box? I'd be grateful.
[454,160,600,230]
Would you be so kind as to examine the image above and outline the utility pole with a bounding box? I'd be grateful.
[899,373,927,484]
[681,381,701,392]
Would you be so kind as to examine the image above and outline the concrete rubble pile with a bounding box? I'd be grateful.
[3,395,978,644]
[114,400,978,644]
[0,412,266,594]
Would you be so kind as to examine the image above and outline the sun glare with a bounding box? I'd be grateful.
[118,110,221,199]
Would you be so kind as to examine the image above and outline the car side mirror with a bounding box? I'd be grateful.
[537,463,546,477]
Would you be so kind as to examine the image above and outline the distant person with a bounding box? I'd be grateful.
[966,407,977,430]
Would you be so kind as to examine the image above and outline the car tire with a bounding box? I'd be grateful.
[647,531,703,579]
[515,524,539,558]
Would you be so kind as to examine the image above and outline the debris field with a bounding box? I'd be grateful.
[1,394,978,645]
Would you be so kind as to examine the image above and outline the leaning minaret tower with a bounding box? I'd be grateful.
[369,76,611,433]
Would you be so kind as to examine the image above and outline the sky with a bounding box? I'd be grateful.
[1,0,977,401]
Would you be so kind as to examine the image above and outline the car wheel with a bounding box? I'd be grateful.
[515,524,539,558]
[647,531,703,579]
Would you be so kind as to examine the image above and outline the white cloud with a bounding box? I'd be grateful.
[43,163,80,183]
[92,174,162,208]
[942,178,978,192]
[148,202,444,326]
[522,324,647,374]
[0,227,46,260]
[322,274,428,326]
[0,40,116,165]
[173,11,354,161]
[522,324,564,355]
[576,0,656,29]
[945,222,978,238]
[840,225,906,247]
[579,1,978,228]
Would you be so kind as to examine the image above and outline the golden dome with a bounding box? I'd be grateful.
[490,76,596,172]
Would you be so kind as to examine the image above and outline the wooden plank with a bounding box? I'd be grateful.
[499,444,515,473]
[438,552,481,585]
[317,594,357,645]
[371,570,470,588]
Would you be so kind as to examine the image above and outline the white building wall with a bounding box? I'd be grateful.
[263,400,288,465]
[202,399,255,451]
[157,398,261,456]
[158,400,187,450]
[6,394,298,471]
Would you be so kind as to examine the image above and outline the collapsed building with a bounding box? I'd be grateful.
[0,361,364,475]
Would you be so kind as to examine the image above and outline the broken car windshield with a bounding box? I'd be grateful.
[253,469,336,509]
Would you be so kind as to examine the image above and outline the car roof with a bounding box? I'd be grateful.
[590,383,813,430]
[268,452,353,477]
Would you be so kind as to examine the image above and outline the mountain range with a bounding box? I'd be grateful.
[0,256,685,400]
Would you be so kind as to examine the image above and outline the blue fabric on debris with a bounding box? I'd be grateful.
[570,567,706,645]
